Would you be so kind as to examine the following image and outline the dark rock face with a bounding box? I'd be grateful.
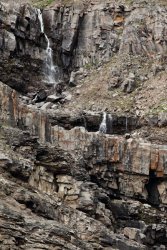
[119,3,167,57]
[42,2,123,70]
[0,3,47,93]
[49,111,138,134]
[0,111,147,249]
[1,1,167,95]
[144,224,167,246]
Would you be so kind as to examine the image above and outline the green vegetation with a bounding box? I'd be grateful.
[125,0,134,5]
[149,100,167,115]
[32,0,55,8]
[31,0,167,9]
[84,63,93,70]
[31,0,76,8]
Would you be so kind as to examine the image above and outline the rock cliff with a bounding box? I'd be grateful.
[1,0,167,249]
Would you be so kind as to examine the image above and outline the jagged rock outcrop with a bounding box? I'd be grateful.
[119,3,167,57]
[0,81,167,249]
[0,81,167,204]
[1,0,167,95]
[0,2,49,93]
[0,0,125,92]
[43,1,123,69]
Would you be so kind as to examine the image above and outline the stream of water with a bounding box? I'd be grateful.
[99,112,107,134]
[37,9,56,84]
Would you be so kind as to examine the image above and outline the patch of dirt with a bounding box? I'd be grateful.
[62,55,167,118]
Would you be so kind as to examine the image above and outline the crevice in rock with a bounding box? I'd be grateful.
[145,170,161,207]
[15,236,26,246]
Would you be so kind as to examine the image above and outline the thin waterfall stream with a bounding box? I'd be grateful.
[108,114,113,134]
[99,112,107,134]
[37,9,56,84]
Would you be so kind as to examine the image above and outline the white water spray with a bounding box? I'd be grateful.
[37,9,44,33]
[37,9,55,84]
[99,112,107,134]
[108,114,113,134]
[125,116,128,132]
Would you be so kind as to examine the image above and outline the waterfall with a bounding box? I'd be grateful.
[37,9,56,84]
[37,9,44,33]
[45,36,55,83]
[99,112,107,134]
[125,117,128,132]
[108,114,113,134]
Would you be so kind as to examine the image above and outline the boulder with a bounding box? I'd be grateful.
[121,73,136,93]
[69,71,77,86]
[32,90,47,103]
[158,113,167,127]
[123,227,141,240]
[41,102,52,110]
[47,94,63,103]
[108,68,122,90]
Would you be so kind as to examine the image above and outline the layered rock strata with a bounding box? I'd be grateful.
[0,81,166,249]
[1,0,167,249]
[1,1,167,94]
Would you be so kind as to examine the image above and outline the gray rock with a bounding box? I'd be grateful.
[122,73,136,93]
[108,68,122,90]
[47,94,63,102]
[41,102,52,110]
[119,6,167,57]
[158,113,167,127]
[32,90,47,103]
[65,93,72,101]
[123,227,141,240]
[69,71,77,86]
[3,30,16,52]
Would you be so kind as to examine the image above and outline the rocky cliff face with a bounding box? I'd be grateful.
[1,0,167,249]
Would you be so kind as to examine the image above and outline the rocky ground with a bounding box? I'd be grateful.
[1,0,167,249]
[1,82,167,249]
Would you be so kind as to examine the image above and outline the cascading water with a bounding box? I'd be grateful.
[125,116,128,132]
[37,9,44,33]
[108,114,113,134]
[45,36,55,83]
[99,112,107,134]
[37,9,56,84]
